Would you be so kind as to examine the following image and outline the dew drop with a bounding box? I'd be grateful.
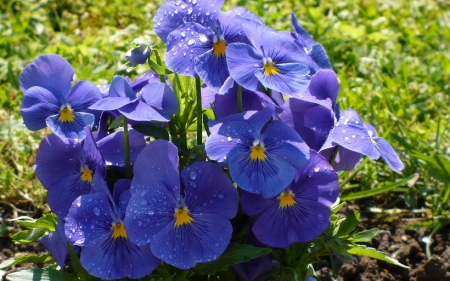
[140,199,148,207]
[218,194,224,199]
[199,34,208,42]
[314,167,320,172]
[93,207,100,216]
[181,31,186,38]
[190,171,197,180]
[227,136,232,142]
[187,39,195,45]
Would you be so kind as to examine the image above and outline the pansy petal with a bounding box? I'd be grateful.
[67,81,102,111]
[255,62,310,96]
[213,88,265,119]
[132,140,180,195]
[240,190,276,216]
[262,120,310,168]
[226,43,263,91]
[261,31,306,64]
[252,200,331,248]
[373,138,404,173]
[140,82,179,116]
[80,234,160,280]
[154,0,224,43]
[20,54,74,95]
[330,123,381,159]
[150,213,232,269]
[205,121,256,162]
[303,105,335,150]
[218,76,235,94]
[201,84,217,108]
[181,162,238,218]
[195,49,230,93]
[125,180,177,246]
[310,44,332,69]
[165,23,214,77]
[46,111,95,140]
[292,150,339,206]
[229,151,295,197]
[20,86,61,130]
[97,129,146,167]
[89,77,137,111]
[290,13,316,49]
[83,126,106,176]
[308,69,339,105]
[119,101,170,122]
[129,70,160,93]
[320,146,363,171]
[39,223,69,269]
[238,17,274,49]
[65,192,116,246]
[218,8,258,45]
[125,44,151,65]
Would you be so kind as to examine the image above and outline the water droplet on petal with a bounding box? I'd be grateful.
[190,171,197,180]
[93,207,100,216]
[140,199,148,206]
[314,167,320,172]
[227,136,232,142]
[187,39,195,45]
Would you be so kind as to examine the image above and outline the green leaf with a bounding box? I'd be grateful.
[347,245,409,268]
[15,213,58,231]
[404,217,450,230]
[5,268,77,281]
[411,152,450,183]
[192,243,271,275]
[340,174,417,201]
[335,210,360,237]
[0,254,54,269]
[148,57,172,75]
[351,228,379,243]
[10,228,48,244]
[109,116,125,129]
[132,124,169,140]
[68,244,101,281]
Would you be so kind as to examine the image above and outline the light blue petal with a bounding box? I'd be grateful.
[226,43,263,91]
[20,86,61,131]
[194,49,230,93]
[67,81,102,111]
[46,112,95,140]
[119,101,170,122]
[373,138,404,173]
[140,82,179,116]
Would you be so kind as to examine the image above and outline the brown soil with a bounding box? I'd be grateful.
[317,203,450,281]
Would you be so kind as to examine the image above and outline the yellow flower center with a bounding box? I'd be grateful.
[250,142,266,161]
[111,221,128,239]
[264,63,279,76]
[59,105,75,122]
[80,167,93,182]
[213,40,227,57]
[174,207,193,227]
[278,191,296,208]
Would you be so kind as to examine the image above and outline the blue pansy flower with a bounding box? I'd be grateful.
[165,7,263,92]
[241,150,340,248]
[65,177,160,280]
[205,108,310,197]
[20,54,102,140]
[281,69,340,150]
[124,140,239,269]
[226,18,311,96]
[89,76,178,122]
[35,126,106,219]
[320,108,404,173]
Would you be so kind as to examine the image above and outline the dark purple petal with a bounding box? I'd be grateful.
[292,150,339,207]
[125,180,177,246]
[226,43,263,91]
[213,88,265,119]
[303,105,335,150]
[46,111,95,140]
[150,213,232,269]
[20,54,74,96]
[97,129,146,167]
[67,81,102,111]
[308,70,339,105]
[373,138,404,173]
[195,49,230,93]
[310,44,332,69]
[129,70,160,92]
[229,151,296,197]
[252,200,331,248]
[20,86,61,131]
[39,223,69,269]
[140,82,179,116]
[80,233,160,280]
[83,126,106,177]
[240,190,276,216]
[255,62,310,96]
[119,100,169,122]
[132,140,181,195]
[65,192,116,246]
[164,22,214,77]
[154,0,224,43]
[181,162,238,218]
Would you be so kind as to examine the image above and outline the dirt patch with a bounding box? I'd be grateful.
[317,203,450,281]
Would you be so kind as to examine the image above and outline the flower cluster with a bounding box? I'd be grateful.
[18,0,404,280]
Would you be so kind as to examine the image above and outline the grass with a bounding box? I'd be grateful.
[0,0,449,223]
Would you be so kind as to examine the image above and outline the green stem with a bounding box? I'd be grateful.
[123,117,131,179]
[330,146,340,166]
[237,84,243,113]
[153,51,166,83]
[195,77,202,145]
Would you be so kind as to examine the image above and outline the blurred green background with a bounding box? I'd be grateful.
[0,0,449,225]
